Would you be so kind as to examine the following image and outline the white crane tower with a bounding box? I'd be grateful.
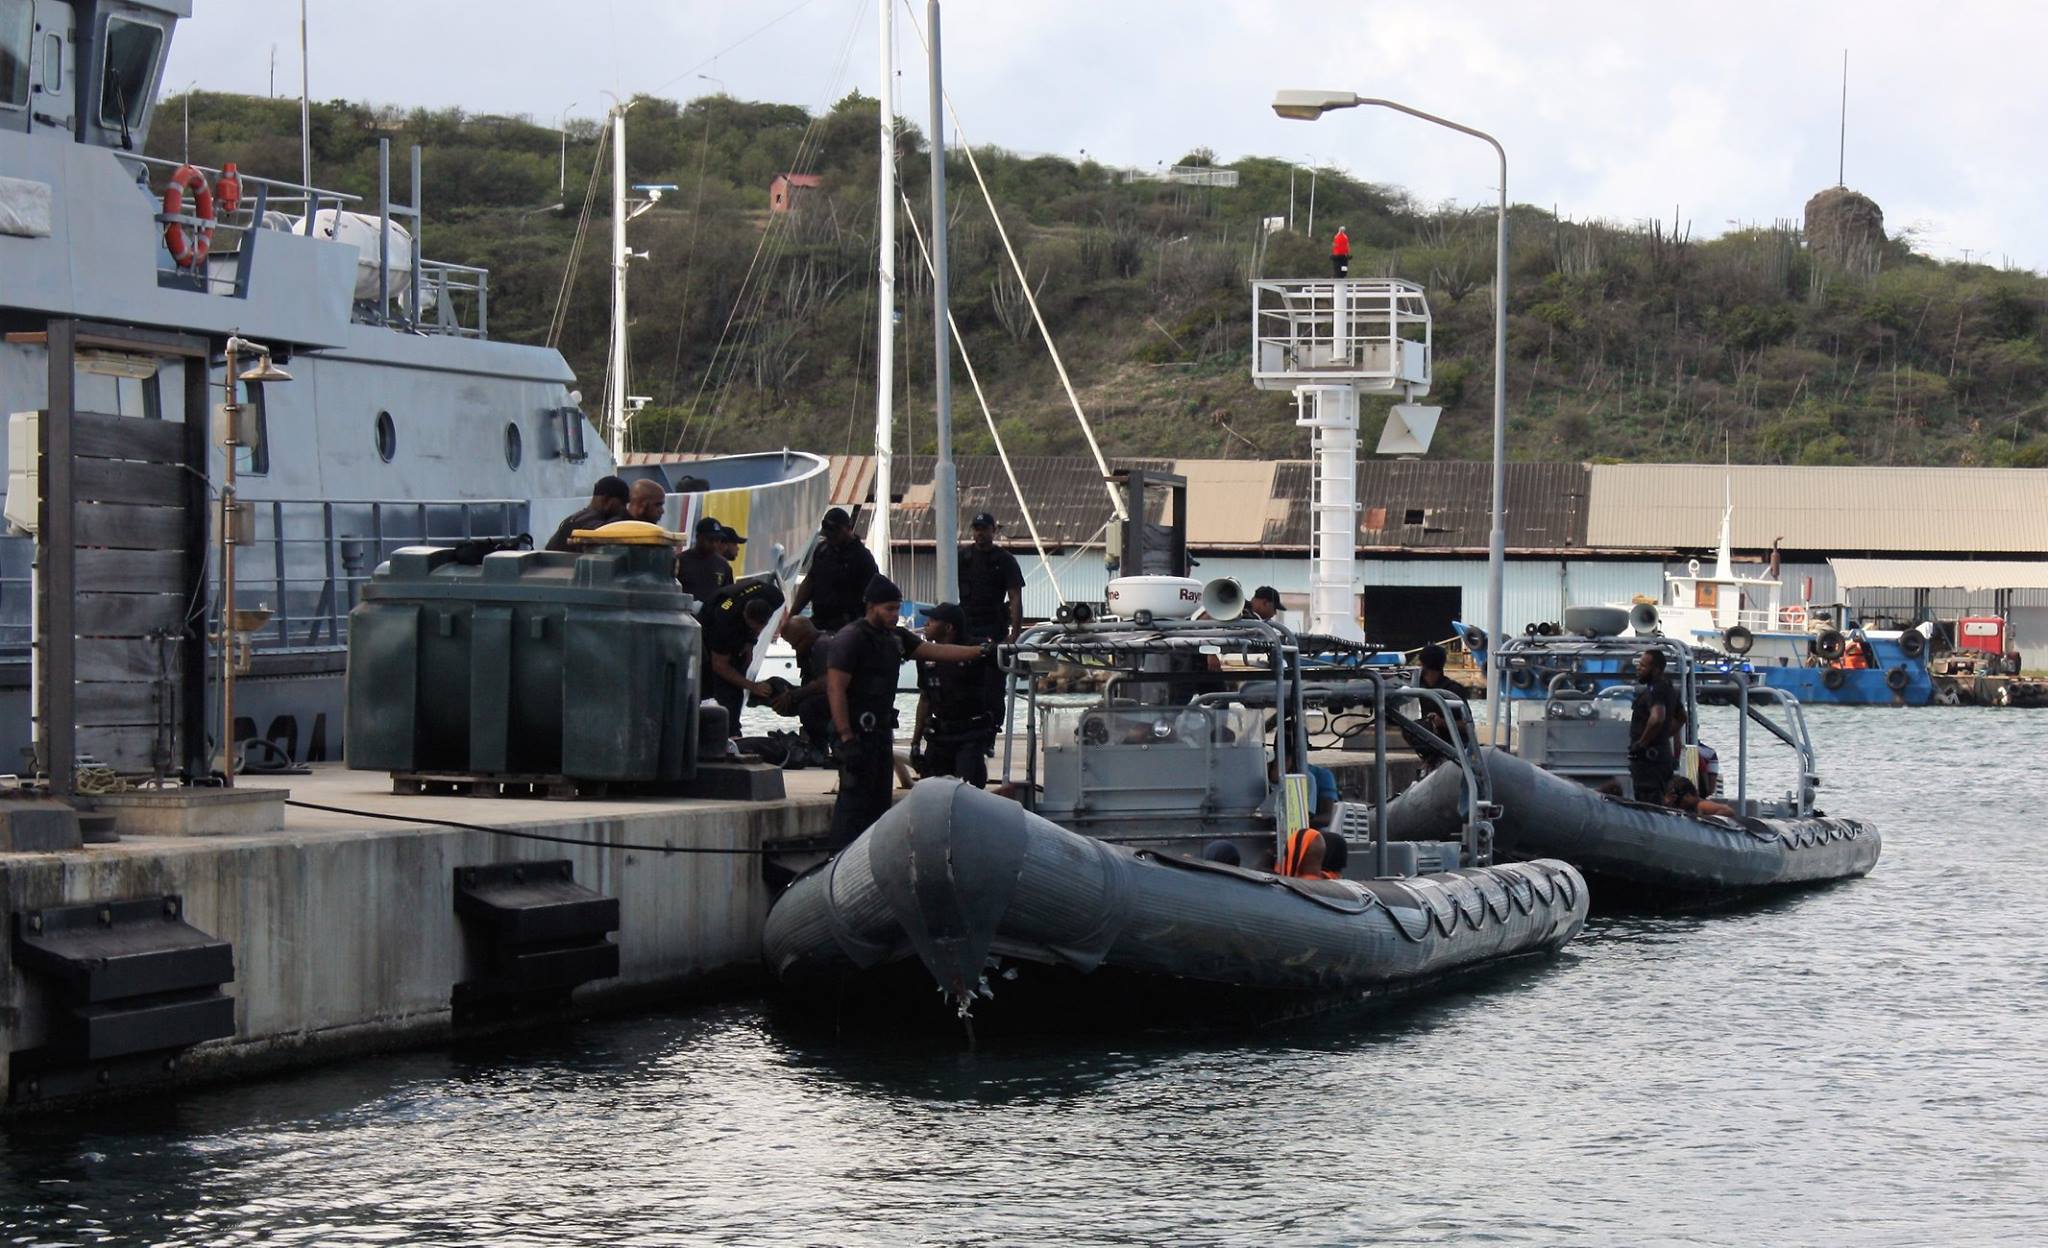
[1250,277,1437,640]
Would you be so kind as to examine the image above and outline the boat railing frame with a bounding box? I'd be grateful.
[1000,617,1495,870]
[1500,633,1821,818]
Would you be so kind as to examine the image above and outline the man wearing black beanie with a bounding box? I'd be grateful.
[824,575,991,847]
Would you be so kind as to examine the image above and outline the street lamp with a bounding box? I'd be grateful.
[1273,88,1510,745]
[557,100,577,197]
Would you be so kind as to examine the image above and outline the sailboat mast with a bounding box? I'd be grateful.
[870,0,896,579]
[608,106,630,452]
[928,0,957,602]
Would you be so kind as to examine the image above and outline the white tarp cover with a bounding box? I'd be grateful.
[0,176,52,238]
[1828,558,2048,593]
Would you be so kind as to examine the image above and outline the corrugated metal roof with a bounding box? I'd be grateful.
[827,454,1591,553]
[1829,558,2048,592]
[1268,460,1591,551]
[1587,465,2048,553]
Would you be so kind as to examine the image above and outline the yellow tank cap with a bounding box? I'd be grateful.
[568,520,682,546]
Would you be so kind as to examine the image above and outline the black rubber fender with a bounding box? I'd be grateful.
[1822,666,1847,690]
[1724,625,1754,655]
[1815,629,1846,660]
[1885,666,1909,691]
[1898,629,1927,659]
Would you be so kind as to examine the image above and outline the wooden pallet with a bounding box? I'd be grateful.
[391,771,605,801]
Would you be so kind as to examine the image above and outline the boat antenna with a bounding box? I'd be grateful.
[1837,49,1847,187]
[299,0,312,191]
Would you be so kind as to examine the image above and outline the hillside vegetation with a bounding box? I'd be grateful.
[157,90,2048,468]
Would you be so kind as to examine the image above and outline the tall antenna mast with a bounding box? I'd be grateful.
[298,0,311,190]
[1837,49,1848,187]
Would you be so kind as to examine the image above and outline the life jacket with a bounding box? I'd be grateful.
[1280,828,1324,878]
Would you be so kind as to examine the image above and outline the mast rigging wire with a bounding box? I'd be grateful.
[896,0,1126,522]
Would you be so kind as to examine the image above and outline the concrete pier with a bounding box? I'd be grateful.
[0,767,836,1109]
[0,747,1418,1109]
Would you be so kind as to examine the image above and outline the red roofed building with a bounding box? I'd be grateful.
[769,173,824,213]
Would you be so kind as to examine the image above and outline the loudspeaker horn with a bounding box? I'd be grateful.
[1628,601,1661,634]
[1201,576,1246,622]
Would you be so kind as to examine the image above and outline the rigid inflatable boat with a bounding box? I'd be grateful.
[764,567,1589,1029]
[765,779,1587,1023]
[1455,626,1881,903]
[1386,749,1878,904]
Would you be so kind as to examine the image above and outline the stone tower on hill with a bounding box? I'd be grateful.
[1804,186,1886,277]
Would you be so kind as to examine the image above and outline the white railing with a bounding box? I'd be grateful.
[1250,278,1432,393]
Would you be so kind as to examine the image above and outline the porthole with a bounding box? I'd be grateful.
[374,410,396,461]
[504,421,523,470]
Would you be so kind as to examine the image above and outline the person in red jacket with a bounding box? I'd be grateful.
[1330,226,1351,277]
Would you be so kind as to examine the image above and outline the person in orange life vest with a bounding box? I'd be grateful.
[1840,635,1871,670]
[1280,827,1347,879]
[1330,226,1351,277]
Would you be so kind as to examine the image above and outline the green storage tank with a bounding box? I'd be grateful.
[346,536,702,781]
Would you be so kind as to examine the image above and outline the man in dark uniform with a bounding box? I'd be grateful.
[717,523,745,569]
[699,595,777,732]
[625,478,666,524]
[1629,647,1686,802]
[1247,585,1282,622]
[675,516,732,604]
[958,512,1025,643]
[770,616,834,749]
[910,602,1002,787]
[1400,642,1471,771]
[791,507,878,634]
[544,476,630,551]
[826,576,990,848]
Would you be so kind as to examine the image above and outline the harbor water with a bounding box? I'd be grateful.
[2,707,2041,1246]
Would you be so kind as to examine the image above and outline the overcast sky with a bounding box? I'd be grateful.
[166,0,2048,270]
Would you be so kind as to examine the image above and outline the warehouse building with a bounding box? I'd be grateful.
[703,453,2048,661]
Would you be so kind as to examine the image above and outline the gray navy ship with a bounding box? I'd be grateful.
[0,0,827,776]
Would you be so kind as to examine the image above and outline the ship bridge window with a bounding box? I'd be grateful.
[0,1,30,109]
[97,16,161,132]
[237,382,271,476]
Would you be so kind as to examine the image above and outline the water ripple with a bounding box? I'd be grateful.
[3,707,2044,1245]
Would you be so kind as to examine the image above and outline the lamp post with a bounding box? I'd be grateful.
[1273,89,1510,745]
[556,101,577,197]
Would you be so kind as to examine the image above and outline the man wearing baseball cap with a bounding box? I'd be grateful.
[544,475,631,552]
[825,576,992,847]
[716,524,746,569]
[958,512,1025,644]
[791,506,879,634]
[675,515,733,605]
[910,602,1002,787]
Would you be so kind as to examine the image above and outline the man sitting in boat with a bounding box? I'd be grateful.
[1663,775,1735,819]
[544,475,630,551]
[1247,585,1283,623]
[1399,643,1471,771]
[825,576,993,848]
[910,602,1002,787]
[1278,826,1348,879]
[1628,649,1686,802]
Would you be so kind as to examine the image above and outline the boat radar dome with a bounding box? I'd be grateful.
[1105,575,1203,620]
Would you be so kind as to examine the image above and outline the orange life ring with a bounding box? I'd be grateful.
[214,161,242,217]
[162,164,215,268]
[1781,605,1807,627]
